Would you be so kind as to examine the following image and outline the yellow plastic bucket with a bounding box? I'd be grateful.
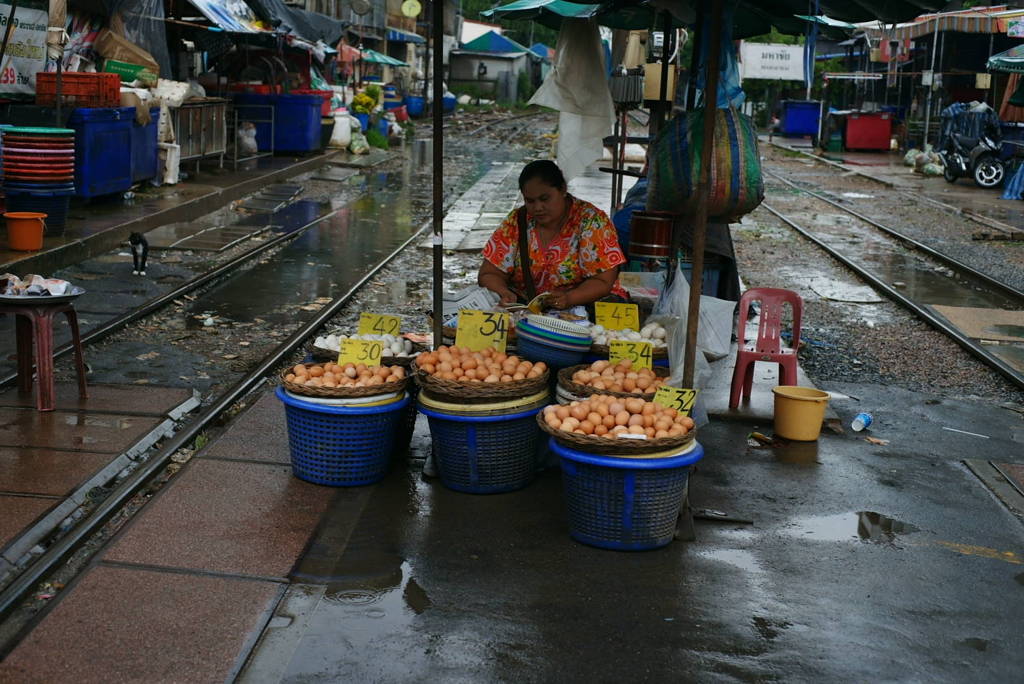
[772,386,830,441]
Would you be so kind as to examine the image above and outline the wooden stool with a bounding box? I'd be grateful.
[0,301,88,411]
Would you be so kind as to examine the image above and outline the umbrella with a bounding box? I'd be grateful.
[481,0,599,30]
[360,48,408,67]
[988,44,1024,73]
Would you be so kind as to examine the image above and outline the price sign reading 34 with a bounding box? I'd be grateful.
[594,302,640,331]
[455,309,509,352]
[338,338,384,366]
[358,312,401,336]
[608,340,653,370]
[653,386,699,416]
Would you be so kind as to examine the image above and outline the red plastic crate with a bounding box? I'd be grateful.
[845,112,892,151]
[291,89,333,116]
[36,72,121,108]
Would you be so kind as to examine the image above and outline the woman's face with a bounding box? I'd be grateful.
[521,177,568,227]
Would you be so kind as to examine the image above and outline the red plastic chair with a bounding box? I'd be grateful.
[729,288,803,409]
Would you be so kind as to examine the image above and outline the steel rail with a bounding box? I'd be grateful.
[760,202,1024,391]
[0,199,360,390]
[0,219,432,621]
[763,168,1024,302]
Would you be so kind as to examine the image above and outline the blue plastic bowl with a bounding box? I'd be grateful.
[276,387,409,486]
[551,439,705,550]
[418,402,543,494]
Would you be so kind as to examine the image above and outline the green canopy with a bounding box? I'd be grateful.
[481,0,598,31]
[988,44,1024,74]
[360,48,408,67]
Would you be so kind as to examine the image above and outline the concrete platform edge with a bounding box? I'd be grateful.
[1,152,341,276]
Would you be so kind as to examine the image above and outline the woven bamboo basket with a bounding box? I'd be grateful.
[537,413,695,456]
[281,363,410,398]
[410,360,549,404]
[557,364,671,400]
[590,343,669,360]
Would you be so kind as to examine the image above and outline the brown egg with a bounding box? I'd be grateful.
[500,374,513,382]
[579,420,595,435]
[293,364,308,376]
[655,429,669,439]
[622,378,637,393]
[555,406,570,420]
[628,414,644,427]
[308,366,324,377]
[644,427,656,438]
[570,405,588,421]
[285,373,296,382]
[614,411,630,426]
[608,401,625,416]
[642,403,656,416]
[627,425,646,435]
[624,398,645,414]
[594,424,609,436]
[512,372,526,380]
[681,416,695,430]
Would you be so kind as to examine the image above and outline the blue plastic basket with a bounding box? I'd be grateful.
[418,402,543,494]
[551,439,705,550]
[4,191,73,231]
[515,335,588,370]
[276,387,409,486]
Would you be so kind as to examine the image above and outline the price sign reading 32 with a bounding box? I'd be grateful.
[653,386,699,416]
[338,338,384,366]
[608,340,653,370]
[358,312,401,336]
[455,309,510,352]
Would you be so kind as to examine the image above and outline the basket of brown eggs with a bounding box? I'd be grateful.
[281,362,410,398]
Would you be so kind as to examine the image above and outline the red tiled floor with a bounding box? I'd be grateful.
[0,447,114,496]
[104,458,334,578]
[0,564,280,683]
[0,384,193,416]
[201,391,290,464]
[0,495,56,551]
[0,408,162,453]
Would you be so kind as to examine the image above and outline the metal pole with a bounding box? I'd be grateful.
[923,18,939,147]
[682,0,723,388]
[431,0,444,350]
[652,10,672,135]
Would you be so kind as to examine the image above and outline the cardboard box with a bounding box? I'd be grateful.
[95,30,159,75]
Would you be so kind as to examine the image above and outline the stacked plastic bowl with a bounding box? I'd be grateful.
[515,314,593,369]
[1,127,76,232]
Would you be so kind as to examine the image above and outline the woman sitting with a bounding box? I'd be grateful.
[477,160,629,310]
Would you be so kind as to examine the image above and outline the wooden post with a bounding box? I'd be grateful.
[682,0,724,388]
[431,0,444,349]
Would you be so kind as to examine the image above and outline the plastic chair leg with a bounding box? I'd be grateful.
[14,315,34,395]
[728,359,747,409]
[742,361,755,401]
[778,357,798,387]
[64,309,88,399]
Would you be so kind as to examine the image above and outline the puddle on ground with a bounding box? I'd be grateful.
[985,324,1024,340]
[962,637,989,652]
[1015,571,1024,586]
[772,441,820,465]
[785,511,919,544]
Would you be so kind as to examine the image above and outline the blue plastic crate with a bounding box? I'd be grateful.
[552,439,705,550]
[131,107,160,183]
[69,106,134,198]
[418,402,543,494]
[4,190,73,232]
[276,388,408,486]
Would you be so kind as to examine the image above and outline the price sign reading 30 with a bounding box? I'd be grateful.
[653,386,699,416]
[358,312,401,336]
[608,340,653,370]
[338,338,384,366]
[455,309,510,352]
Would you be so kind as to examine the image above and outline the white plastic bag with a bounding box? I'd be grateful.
[654,263,735,361]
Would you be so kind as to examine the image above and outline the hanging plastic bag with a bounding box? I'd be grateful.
[647,107,764,222]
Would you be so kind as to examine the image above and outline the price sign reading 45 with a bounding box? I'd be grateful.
[455,309,509,352]
[338,338,384,366]
[358,312,401,336]
[594,302,640,331]
[608,340,653,370]
[653,386,699,417]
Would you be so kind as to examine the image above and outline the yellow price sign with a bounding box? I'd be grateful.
[338,338,384,366]
[455,309,509,352]
[653,386,699,416]
[594,302,640,331]
[609,339,653,370]
[357,312,401,336]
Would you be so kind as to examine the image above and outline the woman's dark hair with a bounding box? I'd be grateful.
[519,159,566,191]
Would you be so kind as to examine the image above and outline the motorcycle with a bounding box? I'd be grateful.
[940,125,1006,188]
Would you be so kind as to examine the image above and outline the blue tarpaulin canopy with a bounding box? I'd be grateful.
[387,26,425,44]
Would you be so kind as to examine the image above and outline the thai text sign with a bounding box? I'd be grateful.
[0,2,48,96]
[739,42,805,82]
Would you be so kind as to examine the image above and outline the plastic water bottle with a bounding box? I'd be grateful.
[851,412,873,432]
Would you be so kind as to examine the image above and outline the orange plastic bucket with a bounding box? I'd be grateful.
[4,212,46,251]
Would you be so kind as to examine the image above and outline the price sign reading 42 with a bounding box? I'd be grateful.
[653,386,699,417]
[455,309,510,352]
[594,302,640,331]
[358,312,401,336]
[608,340,653,370]
[338,338,384,366]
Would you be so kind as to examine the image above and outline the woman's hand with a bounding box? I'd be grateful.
[497,289,519,306]
[546,289,574,310]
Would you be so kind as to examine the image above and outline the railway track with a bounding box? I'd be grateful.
[761,166,1024,390]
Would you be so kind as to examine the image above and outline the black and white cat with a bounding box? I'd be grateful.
[129,232,149,276]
